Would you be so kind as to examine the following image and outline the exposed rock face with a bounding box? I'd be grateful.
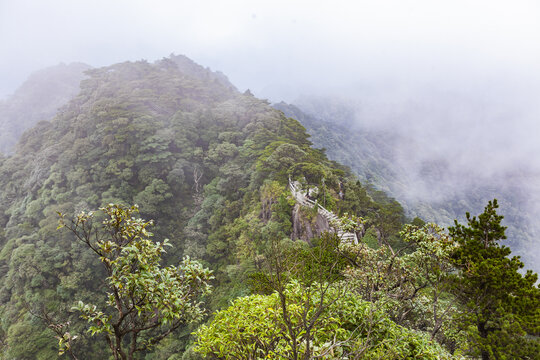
[291,203,331,243]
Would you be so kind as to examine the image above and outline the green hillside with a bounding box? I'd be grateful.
[0,56,537,359]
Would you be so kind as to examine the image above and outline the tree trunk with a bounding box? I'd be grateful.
[478,321,490,360]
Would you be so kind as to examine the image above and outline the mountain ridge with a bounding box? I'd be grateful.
[0,55,537,359]
[1,55,401,358]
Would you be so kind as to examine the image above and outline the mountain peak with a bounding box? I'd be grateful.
[163,53,236,91]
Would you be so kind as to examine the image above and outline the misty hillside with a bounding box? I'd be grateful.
[2,2,538,358]
[0,63,92,155]
[0,55,538,359]
[0,55,412,358]
[274,100,540,274]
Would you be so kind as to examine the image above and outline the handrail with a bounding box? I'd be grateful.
[289,178,358,244]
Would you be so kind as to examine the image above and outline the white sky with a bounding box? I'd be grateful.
[1,0,539,100]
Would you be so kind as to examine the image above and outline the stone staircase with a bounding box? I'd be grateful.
[289,179,358,244]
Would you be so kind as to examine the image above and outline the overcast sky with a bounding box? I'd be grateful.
[1,0,539,100]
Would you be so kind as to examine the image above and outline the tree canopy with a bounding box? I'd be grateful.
[195,281,453,360]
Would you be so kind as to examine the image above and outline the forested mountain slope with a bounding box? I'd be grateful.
[0,55,409,358]
[274,101,540,274]
[0,56,537,359]
[0,63,91,155]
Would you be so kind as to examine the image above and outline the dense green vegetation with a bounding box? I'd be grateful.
[0,56,537,359]
[0,55,394,358]
[195,282,454,359]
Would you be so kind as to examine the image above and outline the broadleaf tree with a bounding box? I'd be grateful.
[194,281,455,359]
[57,204,213,360]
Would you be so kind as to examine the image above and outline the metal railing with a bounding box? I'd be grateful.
[289,178,358,244]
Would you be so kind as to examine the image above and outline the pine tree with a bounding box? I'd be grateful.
[449,199,540,359]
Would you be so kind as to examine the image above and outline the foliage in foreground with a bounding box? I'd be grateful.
[57,204,213,360]
[194,281,453,359]
[1,55,537,360]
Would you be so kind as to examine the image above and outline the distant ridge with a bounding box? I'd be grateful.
[0,62,92,154]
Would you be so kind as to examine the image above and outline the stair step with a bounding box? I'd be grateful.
[290,178,359,245]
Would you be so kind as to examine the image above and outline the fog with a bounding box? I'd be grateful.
[1,0,539,265]
[293,74,540,266]
[2,0,539,99]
